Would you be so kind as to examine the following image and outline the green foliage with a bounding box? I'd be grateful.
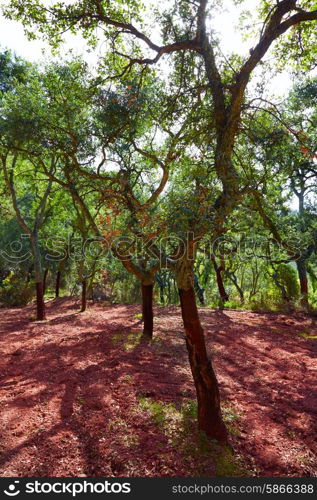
[0,273,34,306]
[0,49,29,94]
[1,5,317,313]
[274,264,299,301]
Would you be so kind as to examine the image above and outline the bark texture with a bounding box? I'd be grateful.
[43,268,49,295]
[211,256,229,304]
[178,286,227,442]
[81,280,87,312]
[36,281,46,321]
[55,271,61,299]
[141,283,154,339]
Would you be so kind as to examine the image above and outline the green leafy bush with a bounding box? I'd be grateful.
[0,274,34,306]
[274,264,299,301]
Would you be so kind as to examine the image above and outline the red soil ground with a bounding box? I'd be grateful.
[0,298,316,477]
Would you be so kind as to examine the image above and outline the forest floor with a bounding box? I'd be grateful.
[0,298,316,477]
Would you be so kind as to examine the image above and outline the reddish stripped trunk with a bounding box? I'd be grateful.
[55,271,61,299]
[141,283,153,339]
[81,280,87,312]
[36,281,46,321]
[215,270,229,303]
[179,287,227,442]
[211,256,229,304]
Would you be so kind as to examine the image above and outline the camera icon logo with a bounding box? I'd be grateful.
[4,481,20,496]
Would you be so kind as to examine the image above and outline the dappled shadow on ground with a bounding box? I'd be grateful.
[201,307,317,476]
[0,299,196,477]
[0,299,316,477]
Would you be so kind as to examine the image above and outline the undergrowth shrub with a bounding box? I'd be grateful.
[0,274,34,306]
[273,264,299,301]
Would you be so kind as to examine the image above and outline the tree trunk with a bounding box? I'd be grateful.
[272,271,290,304]
[228,273,244,304]
[211,256,229,305]
[194,274,205,305]
[159,286,164,305]
[141,283,153,339]
[296,259,309,310]
[296,190,309,310]
[43,268,49,295]
[178,286,227,442]
[216,273,228,303]
[36,281,46,321]
[55,270,61,299]
[81,280,87,312]
[32,238,46,321]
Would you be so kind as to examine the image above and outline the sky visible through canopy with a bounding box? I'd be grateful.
[0,0,292,97]
[0,0,302,210]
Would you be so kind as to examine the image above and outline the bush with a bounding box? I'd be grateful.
[274,264,299,301]
[223,299,244,310]
[249,298,273,313]
[0,274,34,306]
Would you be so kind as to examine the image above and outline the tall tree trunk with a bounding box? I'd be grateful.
[32,238,46,321]
[36,281,46,321]
[141,282,153,339]
[211,256,229,305]
[296,191,309,310]
[55,270,61,299]
[114,255,156,337]
[296,259,309,310]
[176,256,227,442]
[43,268,49,295]
[228,272,244,304]
[81,280,87,312]
[194,274,205,305]
[178,286,227,442]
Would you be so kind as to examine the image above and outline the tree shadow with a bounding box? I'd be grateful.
[202,308,317,476]
[1,300,316,477]
[0,301,199,476]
